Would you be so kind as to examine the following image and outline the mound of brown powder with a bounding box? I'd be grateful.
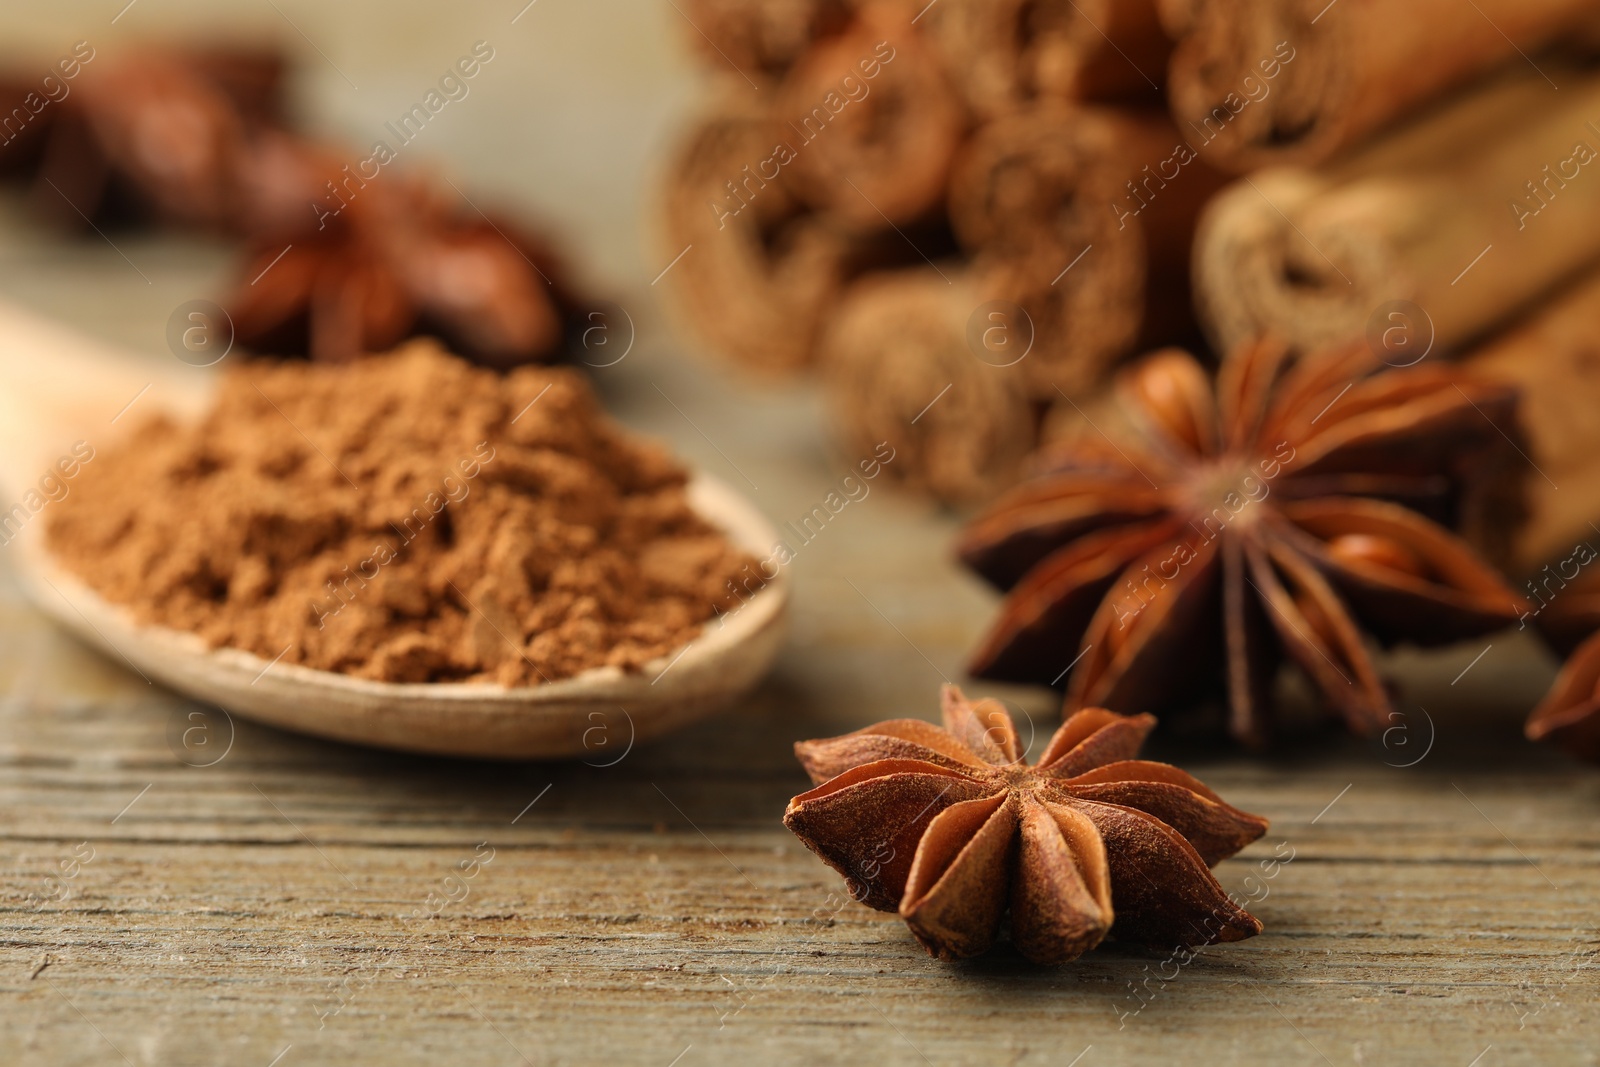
[45,340,755,686]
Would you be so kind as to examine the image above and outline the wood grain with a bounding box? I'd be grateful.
[4,567,1600,1067]
[1,3,1598,1057]
[3,301,1598,1063]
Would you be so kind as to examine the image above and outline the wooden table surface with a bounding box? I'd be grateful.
[3,4,1600,1064]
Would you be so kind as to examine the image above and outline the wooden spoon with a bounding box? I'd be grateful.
[0,303,788,758]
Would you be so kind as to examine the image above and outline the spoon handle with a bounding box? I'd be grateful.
[0,301,211,498]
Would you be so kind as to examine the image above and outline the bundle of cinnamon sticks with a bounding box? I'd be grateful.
[663,0,1211,503]
[662,0,1600,513]
[1178,19,1600,593]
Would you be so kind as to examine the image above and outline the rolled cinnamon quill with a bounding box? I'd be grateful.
[1159,0,1600,171]
[1462,269,1600,585]
[660,97,852,374]
[920,0,1170,116]
[680,0,851,80]
[822,269,1038,505]
[777,4,966,231]
[949,104,1227,397]
[1195,64,1600,359]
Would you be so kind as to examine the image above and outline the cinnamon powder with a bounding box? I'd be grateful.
[45,341,754,685]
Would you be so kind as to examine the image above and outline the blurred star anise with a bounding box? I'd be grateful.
[1528,632,1600,763]
[224,149,584,368]
[1526,568,1600,762]
[958,339,1529,747]
[7,47,285,231]
[784,686,1267,963]
[2,47,592,370]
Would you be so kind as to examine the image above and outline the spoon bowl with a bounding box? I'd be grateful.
[0,303,788,758]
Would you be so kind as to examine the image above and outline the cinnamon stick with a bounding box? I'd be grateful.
[922,0,1169,116]
[776,3,966,231]
[1159,0,1600,171]
[1460,269,1600,584]
[949,104,1226,397]
[660,97,853,374]
[1195,64,1600,359]
[821,269,1038,504]
[680,0,851,80]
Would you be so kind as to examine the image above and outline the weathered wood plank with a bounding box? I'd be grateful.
[2,4,1599,1061]
[5,476,1600,1067]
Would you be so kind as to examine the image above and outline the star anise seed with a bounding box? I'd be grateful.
[783,685,1267,964]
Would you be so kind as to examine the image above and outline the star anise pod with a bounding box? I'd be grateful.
[958,339,1529,747]
[3,49,590,371]
[1528,632,1600,762]
[14,47,285,231]
[784,686,1267,963]
[1526,559,1600,661]
[224,149,587,369]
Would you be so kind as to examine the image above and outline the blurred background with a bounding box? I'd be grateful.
[0,0,693,288]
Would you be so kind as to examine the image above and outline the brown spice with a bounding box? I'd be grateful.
[958,338,1529,747]
[45,341,754,686]
[1,46,593,371]
[784,685,1267,964]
